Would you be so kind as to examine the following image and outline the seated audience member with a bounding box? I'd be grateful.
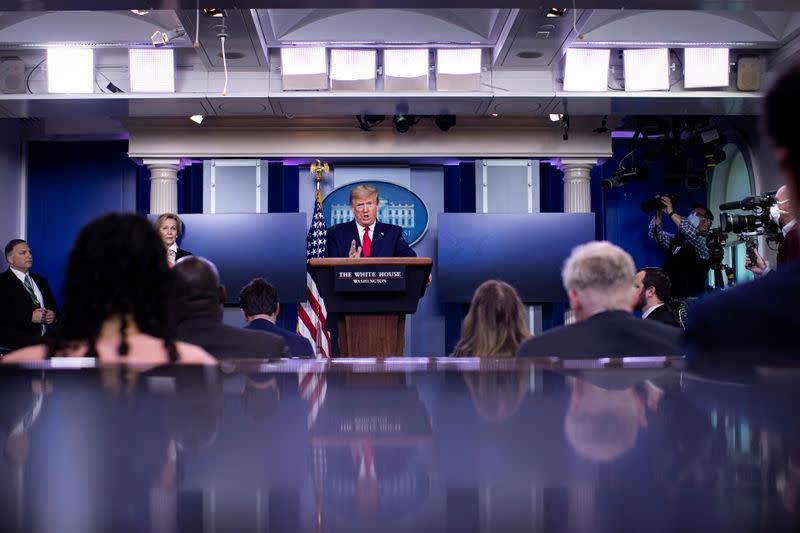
[3,213,215,365]
[685,62,800,357]
[632,267,681,328]
[516,242,682,358]
[239,278,314,358]
[0,239,58,352]
[173,257,287,359]
[451,280,530,357]
[155,213,192,268]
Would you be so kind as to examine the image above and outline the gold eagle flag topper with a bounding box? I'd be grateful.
[310,160,329,192]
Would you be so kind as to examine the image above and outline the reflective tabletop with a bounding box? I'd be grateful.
[1,357,798,532]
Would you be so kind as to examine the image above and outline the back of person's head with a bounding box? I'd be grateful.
[172,257,224,322]
[562,241,636,318]
[640,267,672,303]
[50,212,178,360]
[239,278,279,318]
[765,60,800,199]
[452,280,530,357]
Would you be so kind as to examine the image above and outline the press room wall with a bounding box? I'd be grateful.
[0,120,22,247]
[26,141,138,308]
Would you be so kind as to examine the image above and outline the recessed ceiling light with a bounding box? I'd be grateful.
[190,114,204,124]
[203,8,225,17]
[491,113,499,117]
[546,8,567,17]
[130,9,150,16]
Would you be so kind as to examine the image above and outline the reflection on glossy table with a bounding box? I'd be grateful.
[1,356,798,532]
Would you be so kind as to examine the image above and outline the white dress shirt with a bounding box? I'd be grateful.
[356,221,377,248]
[641,302,664,319]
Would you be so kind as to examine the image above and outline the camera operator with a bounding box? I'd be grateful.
[648,196,714,298]
[746,185,799,275]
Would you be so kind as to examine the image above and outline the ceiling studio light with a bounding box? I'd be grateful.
[47,48,94,94]
[384,48,429,91]
[436,48,481,91]
[203,8,225,17]
[130,9,150,15]
[129,48,175,93]
[280,47,327,90]
[684,48,730,89]
[546,8,567,17]
[330,49,376,91]
[151,28,186,47]
[563,48,609,92]
[623,48,669,92]
[189,114,204,124]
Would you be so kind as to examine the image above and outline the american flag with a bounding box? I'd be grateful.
[297,189,330,427]
[297,189,331,358]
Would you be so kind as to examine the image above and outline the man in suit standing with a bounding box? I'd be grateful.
[239,278,314,358]
[516,241,682,358]
[325,184,415,259]
[632,267,681,328]
[0,239,57,352]
[173,257,287,359]
[684,61,800,358]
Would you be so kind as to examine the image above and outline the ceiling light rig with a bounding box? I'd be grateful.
[357,115,385,131]
[130,9,150,16]
[203,8,225,17]
[151,28,186,47]
[393,114,419,133]
[546,8,567,17]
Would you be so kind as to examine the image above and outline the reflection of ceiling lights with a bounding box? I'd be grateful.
[203,8,225,17]
[546,8,567,17]
[190,115,204,124]
[130,10,150,16]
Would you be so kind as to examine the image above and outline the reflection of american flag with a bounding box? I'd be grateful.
[297,190,331,358]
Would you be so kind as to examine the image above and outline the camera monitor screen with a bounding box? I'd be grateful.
[437,213,596,303]
[150,213,307,304]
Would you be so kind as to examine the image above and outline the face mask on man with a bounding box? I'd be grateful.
[769,200,789,225]
[687,213,701,228]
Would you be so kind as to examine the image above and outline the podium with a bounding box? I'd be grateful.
[308,257,433,357]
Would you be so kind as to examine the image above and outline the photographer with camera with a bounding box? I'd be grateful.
[745,185,799,275]
[648,196,714,299]
[684,60,800,357]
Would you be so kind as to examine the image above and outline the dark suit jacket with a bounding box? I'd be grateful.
[325,221,415,258]
[684,261,800,359]
[0,268,58,350]
[175,247,193,261]
[778,225,799,267]
[176,317,287,359]
[245,318,314,358]
[646,304,682,328]
[516,310,683,358]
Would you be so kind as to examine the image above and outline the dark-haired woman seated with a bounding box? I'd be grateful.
[4,213,215,365]
[451,280,531,357]
[155,213,192,268]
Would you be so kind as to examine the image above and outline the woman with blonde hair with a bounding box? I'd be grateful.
[451,280,530,357]
[154,213,192,267]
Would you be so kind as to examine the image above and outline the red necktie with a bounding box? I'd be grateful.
[362,227,372,257]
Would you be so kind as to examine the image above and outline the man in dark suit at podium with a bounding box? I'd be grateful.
[325,184,415,259]
[0,239,58,351]
[239,278,314,358]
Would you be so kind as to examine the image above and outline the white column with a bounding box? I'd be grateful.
[558,158,598,325]
[558,158,597,214]
[144,159,181,214]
